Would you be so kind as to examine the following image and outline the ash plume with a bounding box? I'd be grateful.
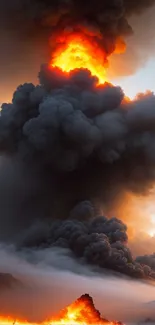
[1,67,155,279]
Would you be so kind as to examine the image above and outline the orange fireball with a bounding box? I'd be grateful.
[51,32,108,84]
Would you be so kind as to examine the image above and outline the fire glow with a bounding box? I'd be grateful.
[0,294,123,325]
[51,32,108,84]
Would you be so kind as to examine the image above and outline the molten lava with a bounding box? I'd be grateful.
[51,32,108,84]
[0,294,123,325]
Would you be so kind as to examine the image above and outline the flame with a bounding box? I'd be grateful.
[51,32,108,84]
[0,294,124,325]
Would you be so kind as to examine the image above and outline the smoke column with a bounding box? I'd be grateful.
[0,66,155,279]
[1,2,155,321]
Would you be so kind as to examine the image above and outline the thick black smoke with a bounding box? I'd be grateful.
[2,67,155,192]
[1,66,155,279]
[1,0,155,62]
[18,201,155,280]
[136,254,155,272]
[1,0,155,50]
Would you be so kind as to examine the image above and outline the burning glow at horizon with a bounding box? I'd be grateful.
[51,32,109,84]
[112,191,155,241]
[0,294,123,325]
[148,213,155,237]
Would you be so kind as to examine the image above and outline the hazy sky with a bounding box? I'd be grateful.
[112,59,155,99]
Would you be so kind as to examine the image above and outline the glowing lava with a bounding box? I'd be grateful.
[0,294,123,325]
[51,33,108,84]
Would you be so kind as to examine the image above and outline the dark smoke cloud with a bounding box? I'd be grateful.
[1,0,155,30]
[2,66,155,279]
[16,201,155,280]
[136,254,155,272]
[1,0,155,48]
[1,1,155,318]
[2,66,155,180]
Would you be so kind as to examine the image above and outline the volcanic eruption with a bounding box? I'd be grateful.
[1,0,155,276]
[1,0,155,324]
[1,57,155,280]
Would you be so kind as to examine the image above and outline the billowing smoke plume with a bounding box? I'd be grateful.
[1,67,155,279]
[136,254,155,272]
[18,204,155,279]
[2,0,155,47]
[1,0,155,102]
